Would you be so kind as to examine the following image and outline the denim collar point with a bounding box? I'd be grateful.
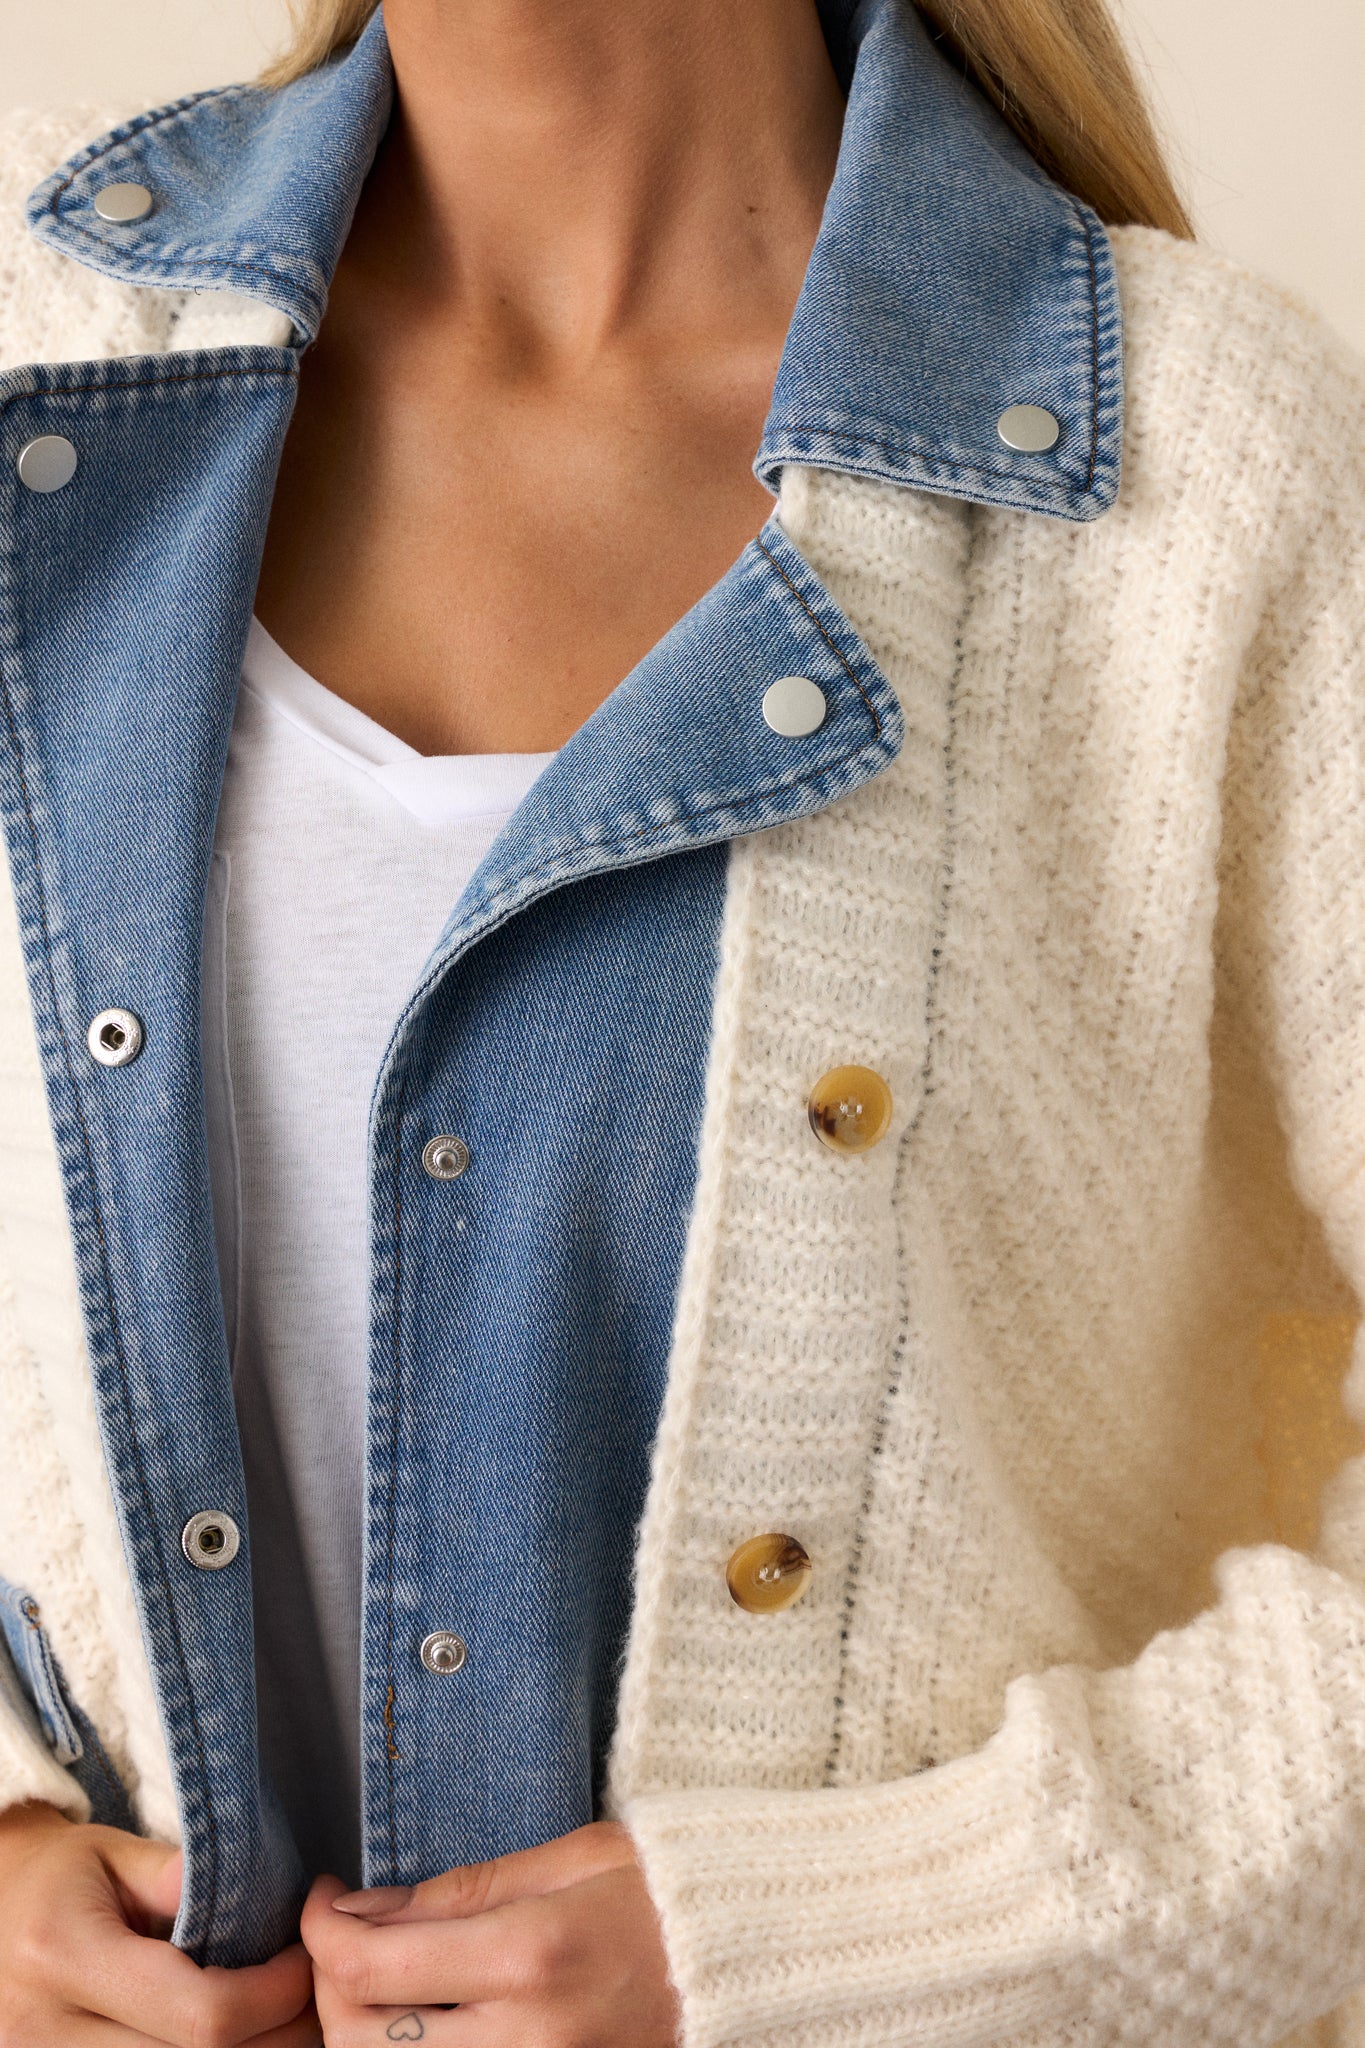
[26,0,1122,524]
[25,9,395,344]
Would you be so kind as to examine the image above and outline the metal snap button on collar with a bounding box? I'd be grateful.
[808,1065,893,1153]
[182,1511,240,1570]
[997,403,1061,453]
[762,675,827,738]
[17,436,78,494]
[726,1533,812,1613]
[87,1008,143,1067]
[420,1631,468,1674]
[422,1135,469,1181]
[92,182,153,224]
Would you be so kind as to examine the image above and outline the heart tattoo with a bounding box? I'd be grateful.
[386,2017,425,2041]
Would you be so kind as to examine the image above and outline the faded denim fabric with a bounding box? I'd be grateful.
[0,1573,139,1829]
[0,352,307,1959]
[1,0,1121,1969]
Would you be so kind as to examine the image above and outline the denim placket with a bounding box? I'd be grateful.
[360,520,906,1884]
[0,350,305,1965]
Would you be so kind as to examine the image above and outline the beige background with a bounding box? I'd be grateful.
[2,0,1362,356]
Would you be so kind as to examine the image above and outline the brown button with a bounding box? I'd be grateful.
[725,1533,812,1614]
[807,1064,893,1153]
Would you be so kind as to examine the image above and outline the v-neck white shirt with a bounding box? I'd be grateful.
[202,619,552,1882]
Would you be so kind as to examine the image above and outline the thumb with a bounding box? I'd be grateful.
[97,1830,184,1937]
[331,1821,636,1925]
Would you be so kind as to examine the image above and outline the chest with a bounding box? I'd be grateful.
[252,321,784,755]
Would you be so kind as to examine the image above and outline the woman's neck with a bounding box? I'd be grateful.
[347,0,846,366]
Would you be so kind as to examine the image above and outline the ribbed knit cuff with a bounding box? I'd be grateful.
[622,1717,1091,2048]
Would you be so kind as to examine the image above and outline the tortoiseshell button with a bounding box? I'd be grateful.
[726,1533,812,1614]
[807,1065,893,1153]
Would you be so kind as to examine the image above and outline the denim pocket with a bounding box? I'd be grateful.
[0,1575,137,1830]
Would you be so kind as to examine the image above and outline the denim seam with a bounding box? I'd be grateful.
[456,655,896,929]
[0,365,295,414]
[765,425,1103,502]
[754,536,884,735]
[0,516,223,1946]
[396,731,889,1057]
[44,85,253,209]
[1074,199,1102,494]
[382,1069,408,1883]
[476,730,883,880]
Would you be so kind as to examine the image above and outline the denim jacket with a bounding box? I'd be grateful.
[0,0,1122,1972]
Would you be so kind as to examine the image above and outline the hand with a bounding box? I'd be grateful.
[301,1820,680,2046]
[0,1798,320,2047]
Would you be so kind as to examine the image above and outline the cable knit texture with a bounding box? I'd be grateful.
[5,103,1365,2047]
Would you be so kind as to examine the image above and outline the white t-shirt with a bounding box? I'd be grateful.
[202,619,552,1883]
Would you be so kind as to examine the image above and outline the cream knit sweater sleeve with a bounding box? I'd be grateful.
[622,320,1365,2047]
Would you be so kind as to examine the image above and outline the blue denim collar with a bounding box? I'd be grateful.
[26,0,1122,523]
[382,512,903,1073]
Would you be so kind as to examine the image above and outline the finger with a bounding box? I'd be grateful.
[328,1821,635,1924]
[312,1913,516,2009]
[313,1964,476,2047]
[62,1914,314,2047]
[306,1878,530,2008]
[128,1847,183,1932]
[88,1828,184,1937]
[62,2000,323,2048]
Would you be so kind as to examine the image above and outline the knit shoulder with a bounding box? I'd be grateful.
[0,104,182,372]
[1109,225,1365,546]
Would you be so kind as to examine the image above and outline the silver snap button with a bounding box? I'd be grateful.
[422,1135,469,1181]
[87,1007,143,1067]
[761,675,827,738]
[92,182,153,224]
[181,1510,240,1570]
[16,436,78,494]
[419,1630,468,1674]
[997,403,1061,453]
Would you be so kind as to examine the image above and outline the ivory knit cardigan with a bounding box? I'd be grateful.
[4,103,1365,2048]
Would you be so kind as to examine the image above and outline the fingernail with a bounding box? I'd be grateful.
[332,1885,414,1918]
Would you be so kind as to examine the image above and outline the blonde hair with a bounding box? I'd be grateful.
[260,0,1193,239]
